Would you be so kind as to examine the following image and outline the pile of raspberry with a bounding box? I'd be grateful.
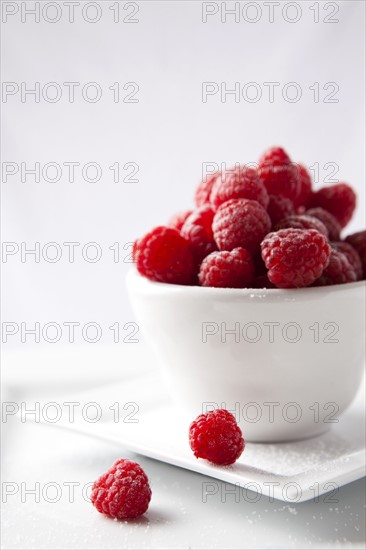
[133,147,365,288]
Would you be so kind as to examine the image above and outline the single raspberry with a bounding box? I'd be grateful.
[91,459,151,520]
[274,214,329,237]
[189,409,245,466]
[305,207,341,241]
[168,209,193,231]
[252,273,276,289]
[133,226,194,285]
[267,194,295,225]
[181,205,217,264]
[258,146,300,202]
[345,231,366,278]
[195,172,219,207]
[331,241,363,280]
[210,166,269,210]
[213,198,271,254]
[313,249,356,286]
[198,247,254,288]
[261,229,331,288]
[293,164,313,208]
[309,183,356,228]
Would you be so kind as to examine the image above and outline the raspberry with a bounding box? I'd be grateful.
[274,214,329,237]
[313,249,356,286]
[168,209,193,231]
[261,229,331,288]
[258,146,300,202]
[252,273,276,289]
[91,459,151,520]
[331,241,363,280]
[305,207,341,241]
[309,183,356,228]
[199,248,254,288]
[195,172,219,207]
[189,409,245,466]
[213,198,271,254]
[181,205,217,264]
[345,231,366,278]
[293,164,312,208]
[210,166,269,210]
[267,194,295,225]
[133,226,194,285]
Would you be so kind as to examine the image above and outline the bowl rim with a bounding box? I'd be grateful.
[127,268,366,298]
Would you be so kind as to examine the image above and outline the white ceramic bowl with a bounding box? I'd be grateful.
[127,270,365,442]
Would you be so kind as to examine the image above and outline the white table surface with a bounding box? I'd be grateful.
[2,345,365,550]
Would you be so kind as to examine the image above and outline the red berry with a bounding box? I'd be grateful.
[293,164,313,208]
[309,183,356,228]
[91,459,151,520]
[168,209,193,231]
[210,166,269,210]
[213,198,271,254]
[189,409,245,466]
[305,207,341,241]
[331,241,363,281]
[181,205,217,264]
[261,229,331,288]
[199,247,254,288]
[267,194,295,225]
[133,226,194,285]
[274,214,329,237]
[195,172,219,207]
[345,231,366,278]
[258,146,300,202]
[313,249,356,286]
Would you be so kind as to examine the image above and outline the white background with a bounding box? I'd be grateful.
[1,1,365,548]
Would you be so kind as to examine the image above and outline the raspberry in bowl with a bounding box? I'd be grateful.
[127,147,366,443]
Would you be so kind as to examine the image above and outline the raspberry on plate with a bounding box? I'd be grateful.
[274,214,329,237]
[293,164,313,208]
[189,409,245,466]
[345,231,366,278]
[267,194,295,225]
[199,247,254,288]
[133,226,194,285]
[213,198,271,254]
[313,249,357,286]
[195,172,219,207]
[258,146,300,202]
[261,228,331,288]
[91,459,151,520]
[309,183,356,228]
[331,241,363,281]
[210,165,269,210]
[305,207,341,241]
[181,205,217,264]
[168,209,193,231]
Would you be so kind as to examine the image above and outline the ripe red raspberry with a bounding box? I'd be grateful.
[189,409,245,466]
[313,249,356,286]
[181,205,217,264]
[195,172,219,207]
[345,231,366,278]
[210,166,269,210]
[331,241,363,281]
[305,207,341,241]
[133,226,194,285]
[261,229,331,288]
[258,146,300,202]
[293,164,313,208]
[198,247,254,288]
[168,209,193,231]
[213,198,271,254]
[309,183,356,228]
[274,214,329,237]
[267,194,295,225]
[91,459,151,520]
